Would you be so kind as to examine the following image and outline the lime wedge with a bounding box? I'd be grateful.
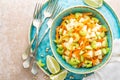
[46,55,60,74]
[84,0,103,8]
[50,70,68,80]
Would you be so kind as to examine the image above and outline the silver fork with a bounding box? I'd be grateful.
[22,0,44,60]
[38,5,63,46]
[42,0,58,22]
[22,1,43,69]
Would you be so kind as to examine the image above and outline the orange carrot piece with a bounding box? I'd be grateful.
[97,38,104,42]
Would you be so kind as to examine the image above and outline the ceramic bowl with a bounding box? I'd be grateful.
[50,6,112,74]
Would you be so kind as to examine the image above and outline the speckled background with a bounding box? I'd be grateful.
[0,0,120,80]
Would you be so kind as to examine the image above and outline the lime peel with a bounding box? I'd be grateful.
[46,55,60,74]
[84,0,103,8]
[50,70,68,80]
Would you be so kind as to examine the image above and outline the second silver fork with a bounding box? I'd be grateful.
[38,5,63,46]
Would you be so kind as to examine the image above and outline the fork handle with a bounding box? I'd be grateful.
[38,27,50,46]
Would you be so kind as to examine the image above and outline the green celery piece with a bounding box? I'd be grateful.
[79,30,87,36]
[85,46,93,50]
[72,43,79,48]
[91,41,97,49]
[57,45,63,49]
[62,55,65,60]
[59,29,63,35]
[57,48,64,55]
[73,33,80,42]
[100,32,105,38]
[64,56,69,62]
[86,64,92,68]
[68,58,80,66]
[102,40,108,47]
[84,60,92,68]
[102,48,107,55]
[79,50,84,55]
[54,39,62,44]
[106,48,110,54]
[75,13,82,19]
[85,60,92,64]
[64,20,69,24]
[37,60,45,67]
[92,17,99,23]
[80,56,84,62]
[68,29,74,33]
[102,48,110,55]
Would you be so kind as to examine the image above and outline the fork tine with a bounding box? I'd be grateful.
[46,0,58,13]
[33,3,38,18]
[46,0,52,11]
[51,6,63,19]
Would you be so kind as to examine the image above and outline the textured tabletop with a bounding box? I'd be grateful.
[0,0,120,80]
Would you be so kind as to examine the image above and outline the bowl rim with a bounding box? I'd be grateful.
[49,5,113,74]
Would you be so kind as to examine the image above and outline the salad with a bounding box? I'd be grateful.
[54,12,109,68]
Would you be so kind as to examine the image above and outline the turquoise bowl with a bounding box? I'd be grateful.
[50,6,112,74]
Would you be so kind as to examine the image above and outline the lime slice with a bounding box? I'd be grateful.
[50,70,68,80]
[46,55,60,74]
[84,0,103,8]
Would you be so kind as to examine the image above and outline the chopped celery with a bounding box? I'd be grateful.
[64,20,69,24]
[54,39,62,44]
[97,35,101,39]
[102,48,107,55]
[59,28,63,35]
[72,43,79,48]
[68,29,74,33]
[85,45,92,50]
[80,56,84,62]
[62,55,65,60]
[100,32,105,38]
[79,51,84,55]
[79,30,87,36]
[57,45,63,49]
[102,40,108,47]
[86,64,92,68]
[57,48,64,55]
[68,58,80,66]
[85,60,92,64]
[91,41,97,49]
[84,60,92,68]
[106,48,110,52]
[64,56,69,62]
[73,33,80,42]
[102,48,109,55]
[92,17,99,23]
[66,46,72,50]
[75,13,82,19]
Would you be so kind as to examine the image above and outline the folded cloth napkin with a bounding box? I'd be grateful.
[83,39,120,80]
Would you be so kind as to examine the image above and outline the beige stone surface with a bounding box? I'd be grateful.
[0,0,120,80]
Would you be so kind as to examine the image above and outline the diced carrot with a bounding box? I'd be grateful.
[98,27,107,32]
[83,53,91,59]
[56,27,59,40]
[73,49,80,59]
[92,59,96,66]
[97,39,104,42]
[69,50,73,59]
[78,62,83,68]
[83,12,92,16]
